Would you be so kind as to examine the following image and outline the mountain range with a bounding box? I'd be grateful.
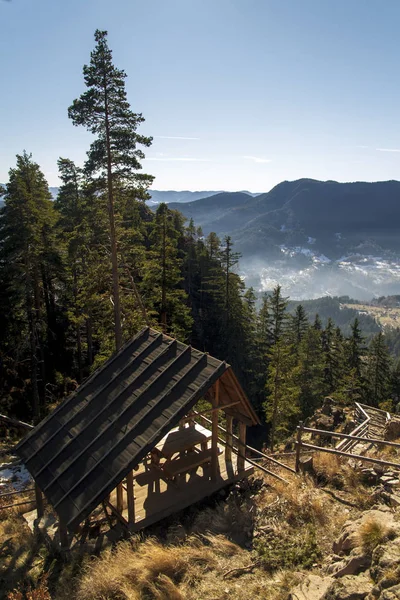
[168,179,400,300]
[2,178,400,299]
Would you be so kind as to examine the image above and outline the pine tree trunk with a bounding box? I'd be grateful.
[270,345,281,452]
[86,315,93,366]
[73,268,83,383]
[160,212,167,333]
[25,262,40,420]
[33,267,46,409]
[104,81,122,351]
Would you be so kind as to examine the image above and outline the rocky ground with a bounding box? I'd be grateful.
[1,404,400,599]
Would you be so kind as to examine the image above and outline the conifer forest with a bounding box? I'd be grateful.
[1,30,398,449]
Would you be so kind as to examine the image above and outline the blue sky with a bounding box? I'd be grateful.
[1,0,400,192]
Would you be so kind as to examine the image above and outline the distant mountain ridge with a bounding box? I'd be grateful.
[0,187,259,206]
[168,179,400,300]
[169,178,400,257]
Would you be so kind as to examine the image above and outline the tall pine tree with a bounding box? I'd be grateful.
[68,29,153,351]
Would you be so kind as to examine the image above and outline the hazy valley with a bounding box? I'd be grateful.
[167,179,400,300]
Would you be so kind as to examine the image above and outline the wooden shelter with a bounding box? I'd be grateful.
[16,327,259,546]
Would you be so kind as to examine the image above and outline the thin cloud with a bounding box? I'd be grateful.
[155,136,200,140]
[376,148,400,153]
[243,155,272,164]
[146,157,209,162]
[355,145,369,149]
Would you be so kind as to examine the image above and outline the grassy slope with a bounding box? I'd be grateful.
[0,449,385,600]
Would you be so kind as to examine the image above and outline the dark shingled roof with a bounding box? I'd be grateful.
[16,327,259,532]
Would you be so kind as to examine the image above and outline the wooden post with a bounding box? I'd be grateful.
[225,414,233,462]
[211,379,220,481]
[116,482,124,514]
[238,421,247,474]
[295,421,303,473]
[59,520,69,550]
[126,470,135,528]
[35,482,44,519]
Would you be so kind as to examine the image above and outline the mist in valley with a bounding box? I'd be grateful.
[240,253,400,301]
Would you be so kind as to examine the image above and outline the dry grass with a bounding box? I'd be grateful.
[358,517,393,555]
[76,537,216,600]
[313,452,342,485]
[272,475,328,526]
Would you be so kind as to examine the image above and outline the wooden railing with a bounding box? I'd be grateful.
[336,403,391,454]
[295,422,400,472]
[194,411,295,483]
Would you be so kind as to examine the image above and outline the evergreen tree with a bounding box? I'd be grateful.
[142,203,192,339]
[291,304,308,344]
[0,152,58,418]
[313,313,322,330]
[298,327,326,417]
[219,235,241,326]
[268,285,289,343]
[68,29,153,351]
[364,332,391,407]
[347,318,365,377]
[265,338,300,451]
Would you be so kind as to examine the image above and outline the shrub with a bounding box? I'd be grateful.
[254,525,321,572]
[359,518,392,555]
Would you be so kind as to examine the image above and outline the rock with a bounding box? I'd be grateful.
[331,551,371,578]
[381,476,397,485]
[387,480,400,488]
[299,456,314,473]
[322,398,335,416]
[374,464,386,476]
[380,584,400,599]
[316,415,335,431]
[332,408,345,426]
[385,418,400,441]
[388,494,400,508]
[332,510,398,556]
[289,574,334,600]
[360,469,379,485]
[370,538,400,582]
[323,574,374,599]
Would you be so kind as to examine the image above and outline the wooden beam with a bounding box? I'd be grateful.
[237,421,246,474]
[211,380,220,480]
[0,414,34,430]
[300,442,400,470]
[104,499,129,529]
[295,422,303,473]
[194,411,296,473]
[35,482,44,519]
[59,520,69,549]
[223,409,253,426]
[126,470,135,528]
[302,425,400,448]
[116,482,124,514]
[225,414,233,462]
[181,401,240,423]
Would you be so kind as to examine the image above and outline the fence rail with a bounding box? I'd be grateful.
[194,411,294,479]
[295,420,400,472]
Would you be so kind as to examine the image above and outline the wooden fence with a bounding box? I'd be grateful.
[295,421,400,472]
[194,411,295,483]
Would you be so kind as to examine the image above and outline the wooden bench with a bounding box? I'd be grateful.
[162,448,214,481]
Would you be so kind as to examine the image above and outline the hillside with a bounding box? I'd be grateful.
[170,179,400,299]
[168,191,254,230]
[2,403,400,599]
[171,179,400,256]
